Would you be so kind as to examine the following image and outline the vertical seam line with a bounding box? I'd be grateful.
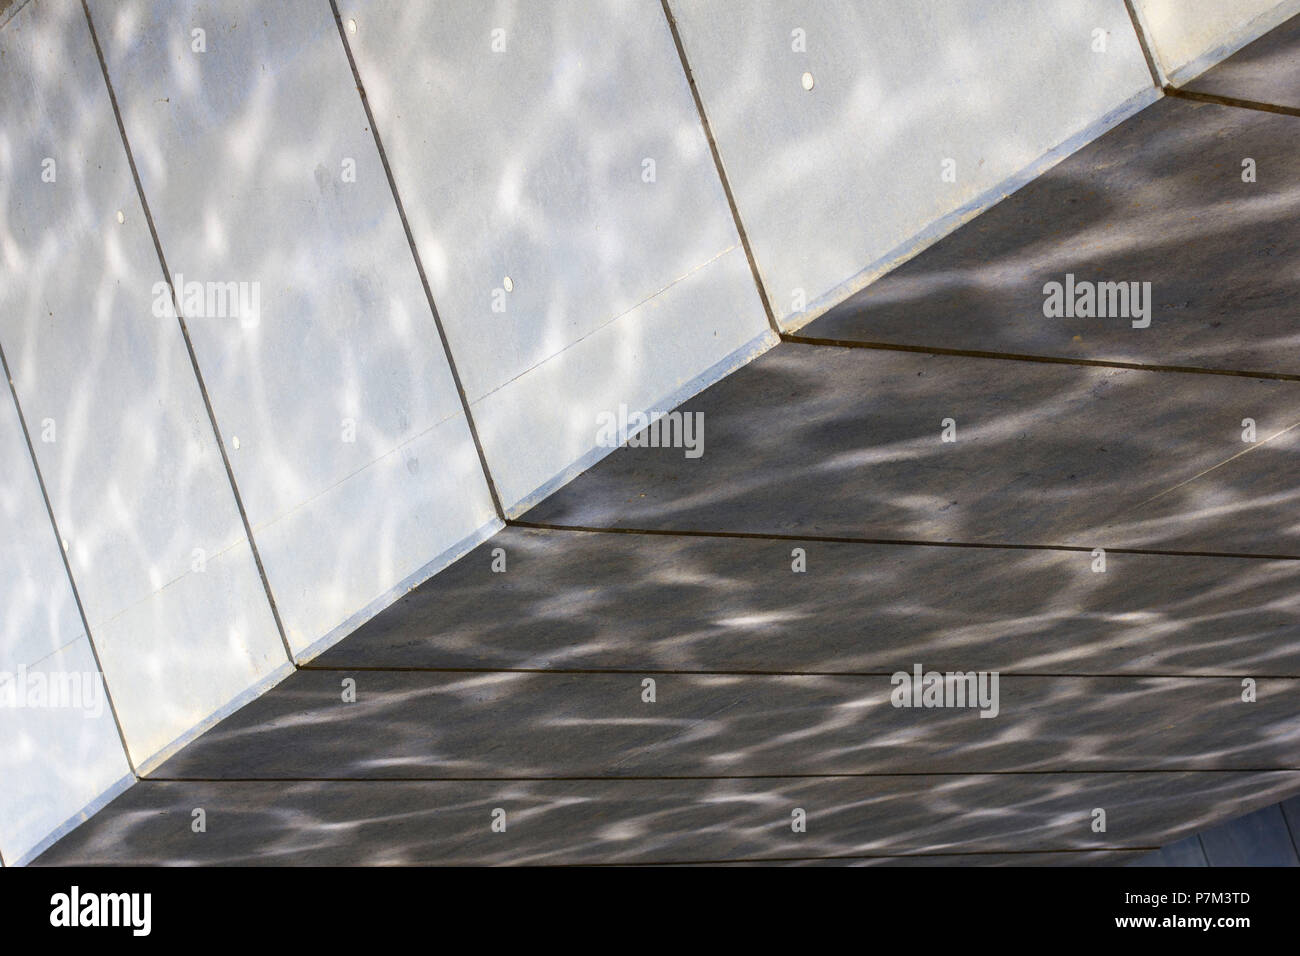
[1123,0,1167,89]
[81,0,295,664]
[327,0,506,521]
[659,0,782,336]
[0,338,137,777]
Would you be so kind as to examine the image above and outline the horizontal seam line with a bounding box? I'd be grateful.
[140,769,1300,782]
[780,334,1300,382]
[297,665,1300,679]
[1165,85,1300,118]
[571,847,1155,866]
[507,519,1300,561]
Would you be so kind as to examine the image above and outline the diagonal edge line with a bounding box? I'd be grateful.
[1165,85,1300,118]
[507,519,1300,562]
[80,0,295,663]
[327,0,505,521]
[0,337,137,777]
[780,333,1300,382]
[1122,0,1168,89]
[659,0,781,335]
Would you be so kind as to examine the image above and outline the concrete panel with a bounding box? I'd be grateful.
[0,385,131,866]
[36,771,1300,865]
[1183,13,1300,108]
[84,0,501,655]
[1132,0,1300,83]
[665,0,1156,329]
[0,0,288,768]
[337,0,774,512]
[148,669,1300,779]
[804,97,1300,376]
[318,528,1300,677]
[527,343,1300,557]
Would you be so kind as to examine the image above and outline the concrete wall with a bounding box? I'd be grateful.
[0,0,288,784]
[337,0,775,513]
[0,385,132,866]
[666,0,1158,331]
[1132,0,1300,83]
[84,0,504,659]
[1,0,1295,861]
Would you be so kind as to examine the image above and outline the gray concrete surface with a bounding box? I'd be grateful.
[1184,12,1300,107]
[36,771,1300,866]
[140,668,1300,779]
[313,527,1300,676]
[527,344,1300,556]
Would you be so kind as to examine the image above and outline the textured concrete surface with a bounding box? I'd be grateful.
[667,0,1155,327]
[37,772,1300,866]
[10,0,1300,865]
[314,527,1300,676]
[142,668,1300,779]
[804,96,1300,375]
[1184,12,1300,107]
[1133,0,1300,83]
[0,386,130,866]
[527,344,1300,557]
[338,0,774,513]
[0,0,287,770]
[84,0,502,657]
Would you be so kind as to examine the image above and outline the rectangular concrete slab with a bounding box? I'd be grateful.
[314,527,1300,678]
[0,0,288,768]
[666,0,1155,328]
[0,385,131,866]
[84,0,501,656]
[35,771,1300,865]
[337,0,774,512]
[526,343,1300,557]
[1183,12,1300,108]
[146,668,1300,779]
[804,97,1300,376]
[1132,0,1300,83]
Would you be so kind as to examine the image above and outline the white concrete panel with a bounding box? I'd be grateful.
[85,0,502,654]
[1132,0,1300,83]
[0,0,288,769]
[339,0,775,512]
[0,385,131,867]
[666,0,1157,329]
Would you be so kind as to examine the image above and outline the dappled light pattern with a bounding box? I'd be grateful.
[37,772,1300,866]
[17,5,1300,866]
[528,344,1300,557]
[0,0,285,770]
[808,96,1300,374]
[85,0,499,654]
